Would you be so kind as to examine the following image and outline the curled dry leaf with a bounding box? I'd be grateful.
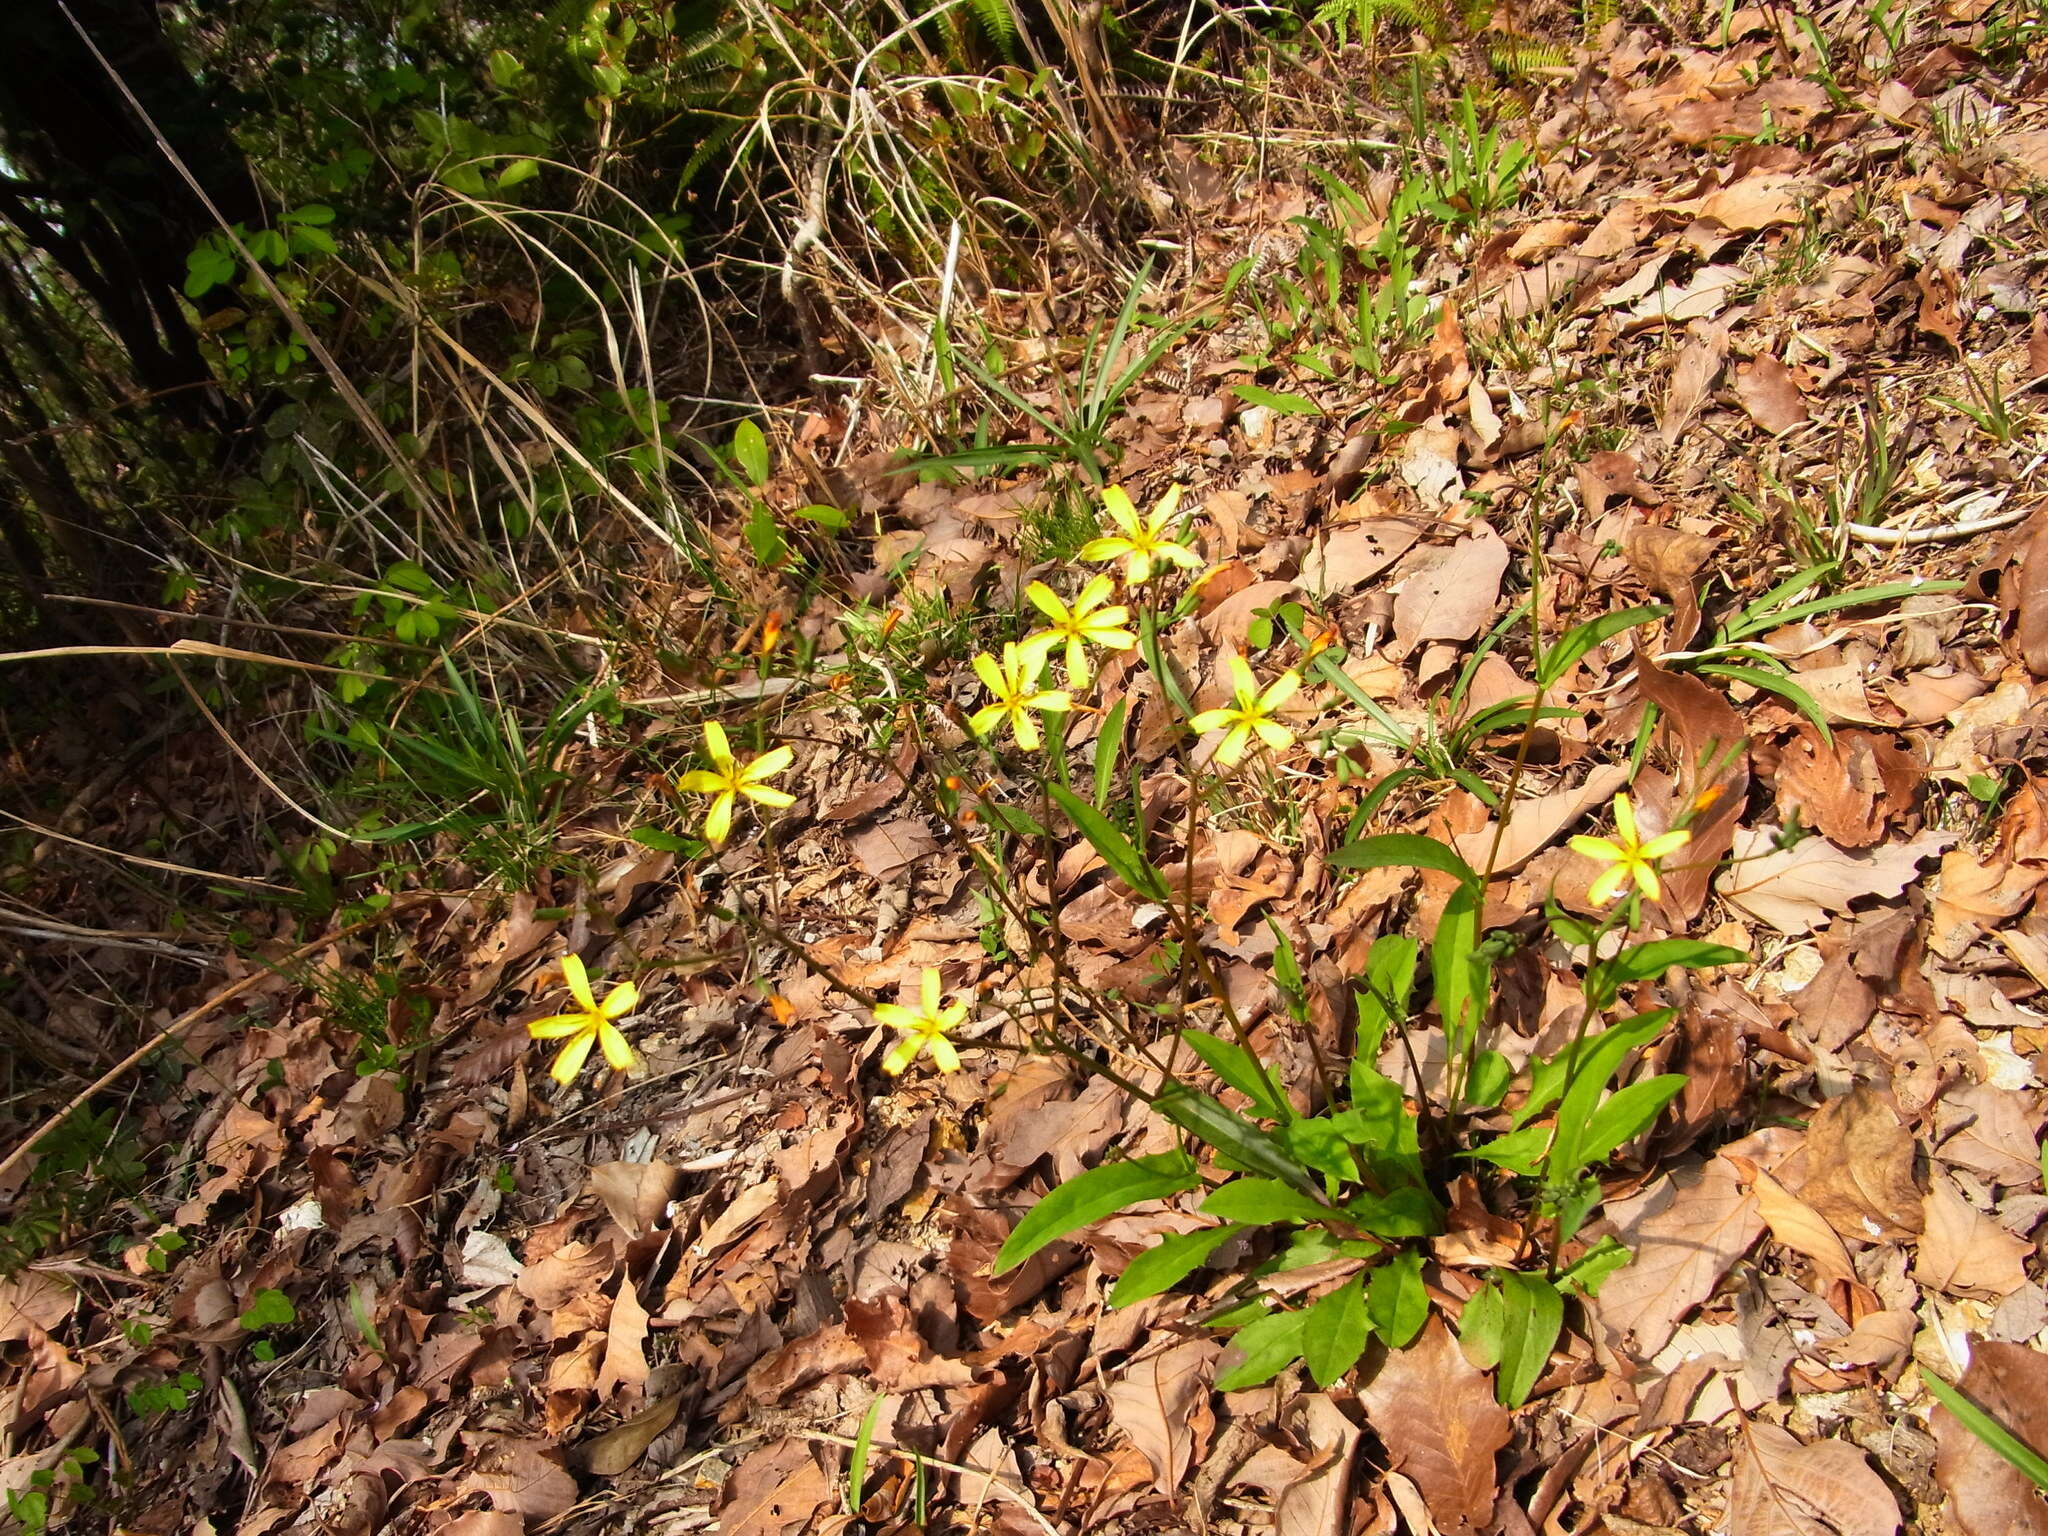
[1732,353,1811,435]
[1798,1085,1924,1244]
[1914,1173,2032,1298]
[1360,1315,1508,1532]
[1595,1149,1767,1360]
[1390,531,1510,658]
[1931,1341,2048,1536]
[1721,827,1954,937]
[1107,1338,1220,1495]
[1234,1393,1363,1536]
[1728,1419,1900,1536]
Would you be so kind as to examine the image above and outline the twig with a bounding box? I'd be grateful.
[1,808,294,891]
[1847,504,2030,547]
[0,897,434,1185]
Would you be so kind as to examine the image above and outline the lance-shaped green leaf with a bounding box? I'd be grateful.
[1202,1177,1336,1227]
[1049,783,1169,902]
[1154,1083,1322,1194]
[1367,1249,1428,1347]
[1183,1029,1290,1122]
[1302,1275,1370,1388]
[994,1151,1199,1274]
[1493,1270,1565,1408]
[1110,1224,1246,1308]
[1327,833,1481,889]
[1214,1306,1308,1392]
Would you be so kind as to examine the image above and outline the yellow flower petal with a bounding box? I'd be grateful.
[1641,830,1692,860]
[598,1020,638,1072]
[702,791,735,845]
[703,722,734,772]
[527,1012,591,1039]
[882,1035,921,1075]
[741,783,795,808]
[1586,864,1631,905]
[743,746,794,781]
[929,1036,961,1073]
[550,1028,598,1084]
[677,770,726,794]
[600,980,640,1019]
[562,954,595,1012]
[1569,835,1626,863]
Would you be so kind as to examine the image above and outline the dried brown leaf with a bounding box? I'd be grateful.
[1595,1151,1765,1359]
[1915,1173,2032,1298]
[1932,1341,2048,1536]
[1728,1419,1900,1535]
[1732,354,1811,435]
[1360,1316,1507,1531]
[1799,1086,1924,1243]
[1107,1338,1219,1494]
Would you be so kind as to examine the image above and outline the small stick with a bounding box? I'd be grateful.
[1847,504,2030,547]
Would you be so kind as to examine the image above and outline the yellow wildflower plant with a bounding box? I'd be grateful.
[1188,655,1303,767]
[1569,792,1691,904]
[969,642,1072,751]
[875,967,967,1074]
[1022,574,1136,687]
[677,722,795,845]
[1078,484,1202,586]
[527,954,640,1085]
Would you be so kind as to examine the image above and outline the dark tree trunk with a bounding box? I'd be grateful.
[0,0,258,434]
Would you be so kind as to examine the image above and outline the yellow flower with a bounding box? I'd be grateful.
[969,642,1072,751]
[1022,575,1136,687]
[677,722,795,845]
[875,968,967,1074]
[1078,484,1202,586]
[528,954,640,1085]
[1569,793,1691,904]
[1188,655,1302,767]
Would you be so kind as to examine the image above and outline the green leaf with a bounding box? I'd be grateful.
[1342,1187,1442,1238]
[1465,1122,1550,1176]
[1493,1270,1564,1407]
[1111,1224,1246,1308]
[1214,1307,1308,1391]
[1460,1279,1503,1368]
[1466,1049,1512,1109]
[1518,1005,1674,1128]
[1302,1275,1370,1388]
[1327,833,1481,890]
[993,1151,1200,1274]
[731,419,771,486]
[1693,662,1833,743]
[1555,1235,1632,1297]
[488,48,526,87]
[1367,1250,1428,1347]
[497,157,541,189]
[1536,604,1669,688]
[1923,1371,2048,1494]
[1578,1074,1687,1164]
[1202,1177,1334,1227]
[1092,698,1127,810]
[1232,383,1322,416]
[1352,935,1418,1070]
[846,1393,885,1512]
[1586,938,1746,1011]
[1154,1085,1321,1193]
[1432,883,1486,1052]
[795,503,850,530]
[1184,1029,1289,1121]
[1049,784,1169,902]
[1547,1009,1677,1181]
[630,827,695,853]
[239,1288,295,1331]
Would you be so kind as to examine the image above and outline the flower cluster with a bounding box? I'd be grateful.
[963,484,1305,770]
[1569,793,1691,904]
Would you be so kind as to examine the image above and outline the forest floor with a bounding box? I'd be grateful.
[6,11,2048,1536]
